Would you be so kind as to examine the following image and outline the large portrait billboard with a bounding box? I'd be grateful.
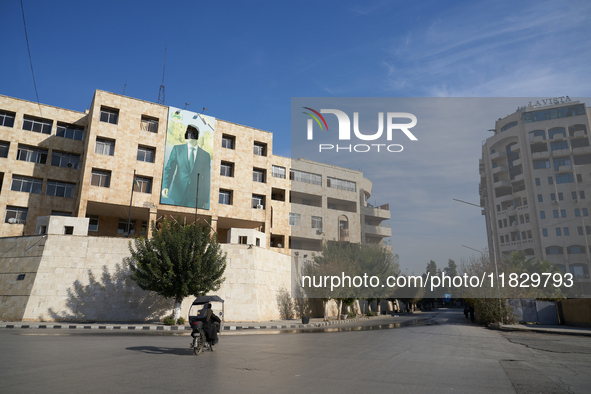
[160,107,214,209]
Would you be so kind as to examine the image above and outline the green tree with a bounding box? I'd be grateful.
[301,241,399,319]
[444,259,458,277]
[126,218,227,320]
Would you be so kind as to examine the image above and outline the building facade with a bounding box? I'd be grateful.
[479,100,591,284]
[0,90,391,252]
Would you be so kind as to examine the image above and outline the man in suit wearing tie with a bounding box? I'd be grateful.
[161,125,211,209]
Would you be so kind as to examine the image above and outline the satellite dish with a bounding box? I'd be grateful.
[277,244,282,248]
[8,218,16,224]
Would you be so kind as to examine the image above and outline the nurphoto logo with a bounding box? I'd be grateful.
[303,107,418,153]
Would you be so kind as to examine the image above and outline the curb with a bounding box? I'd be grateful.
[0,315,388,332]
[489,324,591,338]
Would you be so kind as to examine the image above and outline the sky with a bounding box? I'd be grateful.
[1,0,590,274]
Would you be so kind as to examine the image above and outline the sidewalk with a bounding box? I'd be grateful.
[493,323,591,337]
[0,314,410,332]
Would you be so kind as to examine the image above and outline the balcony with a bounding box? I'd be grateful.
[532,151,549,159]
[510,174,524,183]
[531,136,545,144]
[363,224,391,238]
[490,151,506,161]
[572,130,587,138]
[552,148,571,157]
[492,165,508,175]
[361,205,391,220]
[494,179,511,188]
[556,165,572,173]
[573,146,591,154]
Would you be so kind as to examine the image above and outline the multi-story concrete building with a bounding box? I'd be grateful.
[479,99,591,284]
[0,90,391,252]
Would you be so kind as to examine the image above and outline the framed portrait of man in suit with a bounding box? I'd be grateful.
[160,107,214,209]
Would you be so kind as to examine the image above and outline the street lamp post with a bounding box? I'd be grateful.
[454,198,503,322]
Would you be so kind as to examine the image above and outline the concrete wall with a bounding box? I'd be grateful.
[559,299,591,327]
[0,234,291,322]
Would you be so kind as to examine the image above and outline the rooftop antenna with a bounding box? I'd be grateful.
[157,45,167,104]
[123,80,127,95]
[184,103,189,109]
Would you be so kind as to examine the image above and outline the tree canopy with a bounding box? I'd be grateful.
[126,218,227,319]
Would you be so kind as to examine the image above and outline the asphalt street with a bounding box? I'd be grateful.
[1,309,590,393]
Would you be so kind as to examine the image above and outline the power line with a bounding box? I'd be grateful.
[20,0,41,113]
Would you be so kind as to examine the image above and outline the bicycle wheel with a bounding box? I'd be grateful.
[193,332,205,355]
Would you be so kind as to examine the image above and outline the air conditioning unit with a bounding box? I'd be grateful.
[256,204,264,209]
[316,229,324,235]
[66,162,73,168]
[551,201,558,205]
[7,218,17,224]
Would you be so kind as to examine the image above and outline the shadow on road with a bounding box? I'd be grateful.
[126,346,194,356]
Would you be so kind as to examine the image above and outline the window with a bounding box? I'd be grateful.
[46,180,76,198]
[118,219,135,235]
[550,193,556,201]
[553,210,559,218]
[561,210,566,218]
[311,216,323,229]
[553,158,571,171]
[220,162,234,177]
[289,213,301,226]
[327,177,356,192]
[51,151,80,169]
[577,173,583,183]
[272,165,286,179]
[22,115,52,134]
[219,189,232,205]
[221,134,235,149]
[558,192,564,201]
[0,140,8,158]
[564,227,569,236]
[581,191,586,199]
[523,104,585,124]
[567,246,585,254]
[253,142,266,156]
[4,206,27,224]
[133,176,152,193]
[533,159,550,169]
[95,138,115,156]
[572,191,578,200]
[537,194,543,202]
[17,145,48,164]
[290,169,321,186]
[546,246,563,255]
[56,123,84,141]
[87,215,99,232]
[549,127,566,139]
[252,194,265,209]
[578,226,584,236]
[64,226,74,235]
[90,169,111,187]
[137,146,155,163]
[253,168,266,183]
[575,209,580,217]
[99,107,119,124]
[140,116,158,132]
[11,175,42,194]
[501,121,518,132]
[584,208,589,217]
[256,238,260,247]
[540,211,545,219]
[535,178,540,186]
[0,110,16,127]
[542,228,548,237]
[550,140,569,151]
[556,228,561,236]
[238,236,247,245]
[556,173,574,184]
[548,177,553,185]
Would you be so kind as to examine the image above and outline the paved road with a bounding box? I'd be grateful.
[1,310,590,393]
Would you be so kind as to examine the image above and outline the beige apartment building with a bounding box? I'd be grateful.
[0,90,391,254]
[479,99,591,287]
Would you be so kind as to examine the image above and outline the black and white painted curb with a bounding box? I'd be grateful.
[0,316,387,331]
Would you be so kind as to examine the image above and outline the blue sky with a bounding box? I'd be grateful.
[2,1,590,273]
